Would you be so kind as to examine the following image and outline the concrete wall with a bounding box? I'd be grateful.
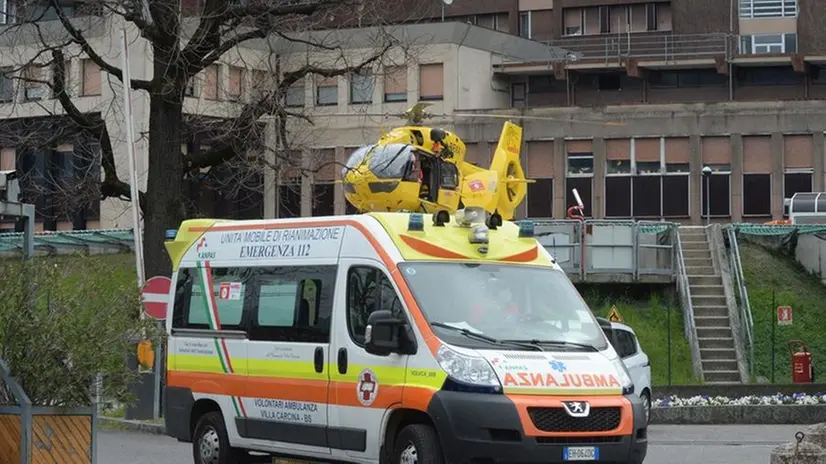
[795,234,826,284]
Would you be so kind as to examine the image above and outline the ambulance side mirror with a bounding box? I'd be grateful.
[365,310,407,356]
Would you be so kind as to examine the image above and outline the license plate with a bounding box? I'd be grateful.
[562,446,599,461]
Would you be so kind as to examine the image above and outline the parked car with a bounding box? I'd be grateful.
[603,322,652,423]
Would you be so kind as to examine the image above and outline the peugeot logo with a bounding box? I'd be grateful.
[562,401,590,418]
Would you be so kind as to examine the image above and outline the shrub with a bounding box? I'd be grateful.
[0,254,163,408]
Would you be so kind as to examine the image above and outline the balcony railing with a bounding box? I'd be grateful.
[501,33,739,64]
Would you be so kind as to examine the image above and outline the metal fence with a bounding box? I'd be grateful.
[0,358,97,463]
[534,219,677,282]
[0,228,135,257]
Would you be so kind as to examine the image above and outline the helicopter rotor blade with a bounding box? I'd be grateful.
[449,112,625,127]
[294,111,625,127]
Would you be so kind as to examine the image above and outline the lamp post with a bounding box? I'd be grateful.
[702,166,712,226]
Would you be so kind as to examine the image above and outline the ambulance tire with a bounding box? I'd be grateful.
[393,424,444,464]
[192,411,250,464]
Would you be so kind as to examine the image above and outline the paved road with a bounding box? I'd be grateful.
[99,425,805,464]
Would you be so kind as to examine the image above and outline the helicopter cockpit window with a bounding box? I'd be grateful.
[341,144,375,178]
[439,161,458,190]
[367,144,417,180]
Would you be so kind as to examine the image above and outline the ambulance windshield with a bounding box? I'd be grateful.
[398,262,608,351]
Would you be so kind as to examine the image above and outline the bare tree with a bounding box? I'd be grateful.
[0,0,426,277]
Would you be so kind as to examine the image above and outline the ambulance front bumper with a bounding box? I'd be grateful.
[426,390,648,464]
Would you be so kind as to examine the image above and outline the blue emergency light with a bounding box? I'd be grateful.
[408,213,424,232]
[165,229,178,241]
[518,220,535,238]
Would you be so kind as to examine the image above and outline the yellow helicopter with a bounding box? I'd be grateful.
[340,103,623,220]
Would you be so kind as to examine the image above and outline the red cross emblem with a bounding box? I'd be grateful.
[468,180,485,192]
[357,369,379,406]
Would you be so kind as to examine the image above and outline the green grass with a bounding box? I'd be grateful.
[579,286,699,386]
[740,240,826,383]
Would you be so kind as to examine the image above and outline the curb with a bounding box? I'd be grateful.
[99,417,166,435]
[651,404,826,425]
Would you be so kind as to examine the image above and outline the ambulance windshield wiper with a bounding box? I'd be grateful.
[431,322,543,351]
[503,339,599,352]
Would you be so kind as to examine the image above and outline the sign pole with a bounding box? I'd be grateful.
[667,304,672,387]
[121,27,161,421]
[771,289,776,384]
[120,28,145,287]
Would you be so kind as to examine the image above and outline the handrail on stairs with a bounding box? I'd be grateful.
[724,225,755,379]
[674,228,704,383]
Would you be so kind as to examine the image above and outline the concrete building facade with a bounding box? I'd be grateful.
[1,0,826,230]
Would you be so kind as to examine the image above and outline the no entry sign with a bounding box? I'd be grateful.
[141,276,172,320]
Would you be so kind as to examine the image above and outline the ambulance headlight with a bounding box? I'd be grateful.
[437,345,501,392]
[612,357,635,395]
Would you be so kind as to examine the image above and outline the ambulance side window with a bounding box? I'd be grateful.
[172,267,251,331]
[346,266,404,347]
[249,265,336,343]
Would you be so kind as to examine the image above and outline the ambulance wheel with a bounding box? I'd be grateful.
[393,424,444,464]
[193,411,249,464]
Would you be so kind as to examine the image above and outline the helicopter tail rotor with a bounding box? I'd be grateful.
[458,121,532,221]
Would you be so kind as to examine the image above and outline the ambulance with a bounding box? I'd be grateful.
[162,208,648,464]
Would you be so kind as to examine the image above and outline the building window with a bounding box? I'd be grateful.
[527,178,553,218]
[0,67,14,102]
[742,174,771,216]
[227,66,243,101]
[511,82,526,108]
[316,76,337,106]
[565,140,593,217]
[701,165,732,217]
[563,8,583,35]
[286,81,304,107]
[24,66,47,101]
[739,0,797,18]
[605,137,689,219]
[649,69,728,88]
[81,59,101,96]
[383,66,407,103]
[784,171,812,216]
[350,69,374,104]
[740,33,797,54]
[250,70,273,101]
[519,11,531,38]
[737,66,802,87]
[419,63,443,101]
[201,65,219,100]
[527,141,554,218]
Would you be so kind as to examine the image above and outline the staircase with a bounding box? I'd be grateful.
[677,226,741,384]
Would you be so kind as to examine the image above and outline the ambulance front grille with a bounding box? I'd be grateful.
[527,407,621,433]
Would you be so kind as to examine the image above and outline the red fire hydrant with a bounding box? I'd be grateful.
[789,340,814,383]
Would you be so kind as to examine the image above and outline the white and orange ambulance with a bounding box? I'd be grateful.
[163,208,648,464]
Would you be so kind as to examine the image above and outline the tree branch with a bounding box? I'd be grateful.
[187,41,392,170]
[48,49,146,210]
[180,0,343,75]
[48,0,153,91]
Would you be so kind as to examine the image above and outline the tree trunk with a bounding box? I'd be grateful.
[143,62,188,279]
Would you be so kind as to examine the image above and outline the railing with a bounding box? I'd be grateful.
[674,228,704,383]
[725,225,755,379]
[0,228,135,257]
[547,32,734,63]
[534,219,676,281]
[498,32,757,65]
